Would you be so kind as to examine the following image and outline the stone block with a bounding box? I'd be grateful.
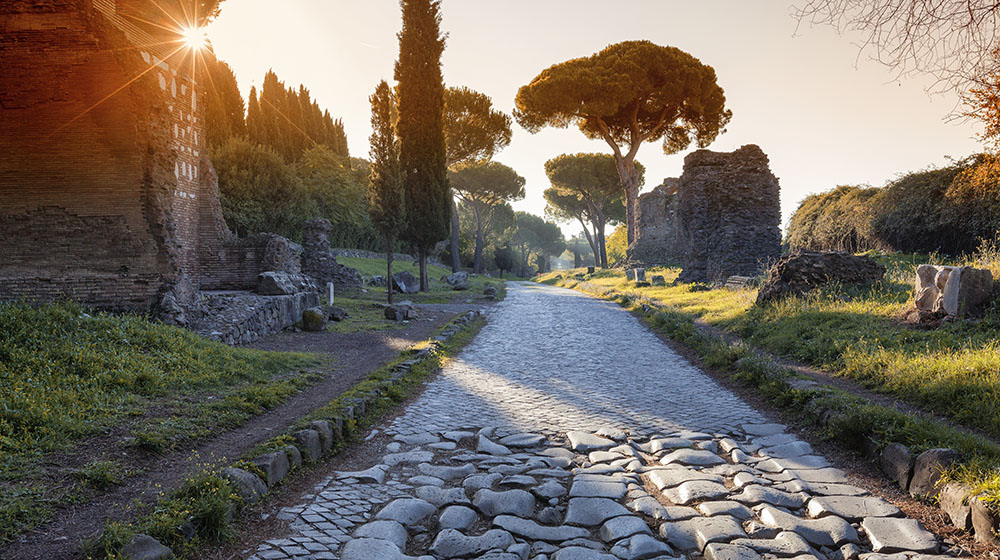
[861,517,938,554]
[284,445,303,468]
[293,429,322,462]
[252,451,290,487]
[909,448,958,498]
[391,271,419,294]
[915,265,994,317]
[971,497,1000,545]
[757,251,885,305]
[302,307,327,331]
[880,443,914,492]
[257,271,316,296]
[121,534,173,560]
[220,467,267,505]
[308,420,334,451]
[938,482,973,531]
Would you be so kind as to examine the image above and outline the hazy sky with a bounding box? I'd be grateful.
[205,0,982,236]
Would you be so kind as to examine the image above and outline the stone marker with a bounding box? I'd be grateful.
[914,265,994,318]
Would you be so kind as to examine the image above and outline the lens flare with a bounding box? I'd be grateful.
[179,26,207,50]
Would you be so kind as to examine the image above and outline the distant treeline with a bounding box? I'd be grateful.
[202,57,375,248]
[787,155,1000,255]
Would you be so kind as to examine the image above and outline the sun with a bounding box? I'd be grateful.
[179,26,208,51]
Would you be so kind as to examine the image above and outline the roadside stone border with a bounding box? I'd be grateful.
[568,283,1000,550]
[119,310,482,560]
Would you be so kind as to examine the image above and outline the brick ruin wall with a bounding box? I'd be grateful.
[0,0,285,310]
[627,144,782,284]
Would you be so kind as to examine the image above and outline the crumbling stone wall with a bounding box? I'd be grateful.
[627,179,681,266]
[301,219,363,289]
[0,0,232,310]
[627,145,782,283]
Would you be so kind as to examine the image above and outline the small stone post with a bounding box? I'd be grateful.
[327,282,335,305]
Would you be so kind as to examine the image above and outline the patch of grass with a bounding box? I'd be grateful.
[75,460,129,490]
[0,486,51,544]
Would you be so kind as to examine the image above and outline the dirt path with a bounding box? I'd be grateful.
[1,302,486,560]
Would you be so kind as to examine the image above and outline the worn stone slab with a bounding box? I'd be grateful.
[659,515,746,552]
[609,533,674,560]
[341,538,410,560]
[760,440,813,458]
[861,517,939,554]
[751,433,798,448]
[443,430,476,443]
[598,515,652,542]
[493,514,590,542]
[732,472,770,489]
[741,423,787,436]
[395,432,440,445]
[410,475,445,487]
[439,505,478,530]
[499,475,537,487]
[568,431,616,453]
[698,501,752,520]
[565,497,632,527]
[589,451,625,464]
[419,462,476,481]
[663,479,730,505]
[531,479,567,500]
[375,498,437,525]
[757,455,831,472]
[807,496,902,521]
[415,485,471,507]
[775,480,868,496]
[660,448,725,466]
[464,472,503,492]
[430,528,515,558]
[704,542,762,560]
[730,531,814,556]
[553,546,619,560]
[478,435,513,455]
[353,520,409,549]
[758,505,859,547]
[569,479,627,499]
[731,485,808,508]
[499,433,546,448]
[785,467,849,484]
[649,438,695,453]
[646,467,723,490]
[473,488,535,517]
[384,450,435,467]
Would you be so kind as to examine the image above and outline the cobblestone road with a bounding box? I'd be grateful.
[249,283,953,560]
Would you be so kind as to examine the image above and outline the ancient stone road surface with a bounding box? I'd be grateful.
[249,283,952,560]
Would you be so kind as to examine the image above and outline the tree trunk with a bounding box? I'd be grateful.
[418,248,428,291]
[519,244,527,277]
[597,221,608,268]
[612,154,642,246]
[473,205,484,274]
[386,240,395,305]
[449,198,461,273]
[578,217,599,265]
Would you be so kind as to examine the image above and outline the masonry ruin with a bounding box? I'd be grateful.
[627,144,782,284]
[0,0,355,343]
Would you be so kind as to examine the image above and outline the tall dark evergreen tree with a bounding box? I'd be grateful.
[202,55,246,149]
[395,0,450,291]
[368,81,406,304]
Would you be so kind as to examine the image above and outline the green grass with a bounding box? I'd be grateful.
[0,300,320,543]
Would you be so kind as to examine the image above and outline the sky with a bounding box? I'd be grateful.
[204,0,983,237]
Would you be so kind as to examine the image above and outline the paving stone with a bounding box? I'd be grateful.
[807,496,902,521]
[760,440,813,458]
[540,447,577,460]
[493,515,590,542]
[608,533,674,560]
[703,542,762,560]
[415,485,470,507]
[787,468,849,484]
[499,433,546,448]
[430,528,515,558]
[698,501,753,520]
[428,441,458,451]
[732,472,770,489]
[409,475,445,487]
[336,465,387,484]
[565,497,632,526]
[589,451,625,464]
[443,431,476,443]
[473,488,536,517]
[861,517,939,554]
[567,431,616,453]
[419,462,476,481]
[730,531,815,556]
[596,426,628,441]
[663,480,730,505]
[553,546,619,560]
[751,433,798,448]
[537,506,564,524]
[707,464,755,477]
[775,480,868,496]
[531,479,567,500]
[464,473,504,492]
[626,496,686,520]
[569,479,627,499]
[375,498,437,525]
[598,515,652,542]
[731,485,808,508]
[660,448,725,466]
[757,455,831,472]
[499,475,536,487]
[649,438,694,453]
[340,538,420,560]
[384,451,435,467]
[395,433,440,445]
[658,515,746,552]
[478,435,513,455]
[439,505,478,530]
[758,505,860,547]
[507,542,531,560]
[646,467,723,490]
[741,423,787,437]
[353,520,408,549]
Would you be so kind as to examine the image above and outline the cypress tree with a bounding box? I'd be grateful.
[367,81,406,304]
[246,86,262,144]
[394,0,450,291]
